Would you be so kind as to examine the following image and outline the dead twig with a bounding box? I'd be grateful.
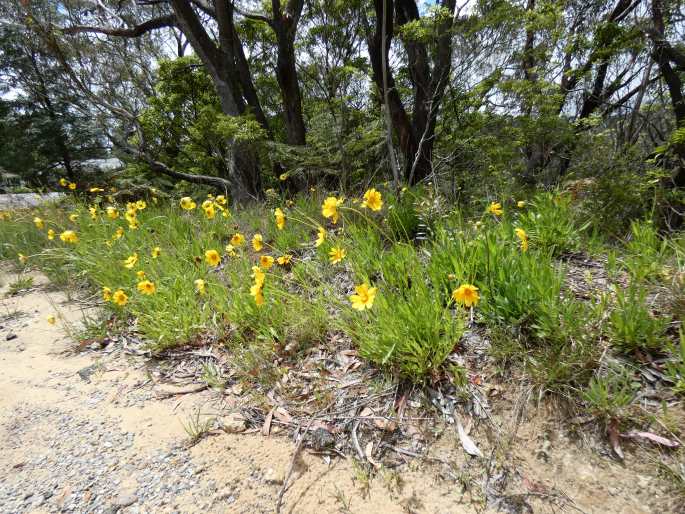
[275,414,319,514]
[351,419,365,460]
[155,382,208,399]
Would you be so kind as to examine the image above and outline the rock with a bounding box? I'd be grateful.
[77,364,97,383]
[309,427,335,450]
[112,492,137,508]
[220,413,247,433]
[263,468,284,485]
[6,332,17,341]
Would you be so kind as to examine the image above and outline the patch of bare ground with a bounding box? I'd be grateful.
[0,265,682,513]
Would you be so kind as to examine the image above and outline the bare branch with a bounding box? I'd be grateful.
[62,14,177,37]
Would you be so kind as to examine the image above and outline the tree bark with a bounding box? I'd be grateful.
[272,0,307,146]
[367,0,454,185]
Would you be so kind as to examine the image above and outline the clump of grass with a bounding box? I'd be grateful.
[517,192,588,256]
[622,220,670,283]
[607,284,669,354]
[6,275,34,296]
[344,245,464,380]
[665,330,685,395]
[181,407,214,446]
[582,365,638,420]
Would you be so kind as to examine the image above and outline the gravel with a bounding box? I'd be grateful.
[0,404,211,513]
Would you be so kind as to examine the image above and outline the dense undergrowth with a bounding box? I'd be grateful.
[1,186,684,423]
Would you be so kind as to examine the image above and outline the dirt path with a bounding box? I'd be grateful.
[0,269,472,513]
[0,268,678,514]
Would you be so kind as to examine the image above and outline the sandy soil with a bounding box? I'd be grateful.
[0,267,679,513]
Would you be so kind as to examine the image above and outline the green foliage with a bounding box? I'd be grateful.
[665,330,685,395]
[138,57,265,185]
[582,366,637,419]
[344,246,464,380]
[518,192,586,256]
[607,284,669,354]
[384,190,421,241]
[622,220,669,282]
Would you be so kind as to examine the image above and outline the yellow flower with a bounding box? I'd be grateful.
[47,229,55,240]
[112,289,128,306]
[18,253,28,264]
[252,233,263,252]
[315,226,326,247]
[451,284,480,307]
[68,182,76,190]
[250,283,265,306]
[225,244,237,257]
[486,201,503,216]
[517,200,526,208]
[89,187,104,193]
[151,247,161,258]
[60,230,78,243]
[279,173,288,181]
[251,266,265,288]
[215,195,227,206]
[259,255,275,269]
[514,227,529,252]
[59,178,68,187]
[274,208,286,230]
[205,249,221,267]
[230,233,245,246]
[102,287,112,301]
[329,246,346,264]
[137,280,156,295]
[47,314,56,325]
[127,218,139,230]
[136,270,146,280]
[89,206,97,219]
[201,199,213,210]
[106,206,119,219]
[194,278,206,295]
[33,217,44,229]
[114,227,125,239]
[322,196,344,224]
[203,203,216,219]
[69,213,79,222]
[349,283,377,311]
[136,200,147,210]
[277,255,292,266]
[123,253,138,269]
[361,188,383,211]
[180,197,197,210]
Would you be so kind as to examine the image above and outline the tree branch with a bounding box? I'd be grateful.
[62,14,177,37]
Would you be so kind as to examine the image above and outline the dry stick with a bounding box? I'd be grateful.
[275,414,320,514]
[351,419,365,460]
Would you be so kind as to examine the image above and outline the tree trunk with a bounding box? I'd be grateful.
[171,0,262,199]
[273,21,306,146]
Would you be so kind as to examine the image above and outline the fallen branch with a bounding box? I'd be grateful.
[155,382,208,399]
